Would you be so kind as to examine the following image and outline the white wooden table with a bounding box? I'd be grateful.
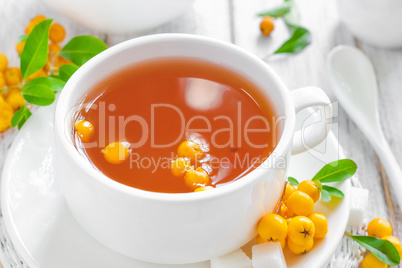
[1,0,402,266]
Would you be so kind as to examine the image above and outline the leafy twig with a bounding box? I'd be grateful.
[259,0,311,55]
[273,27,311,54]
[290,159,357,203]
[345,231,400,266]
[11,20,107,129]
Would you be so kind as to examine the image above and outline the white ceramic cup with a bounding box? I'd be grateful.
[54,34,332,264]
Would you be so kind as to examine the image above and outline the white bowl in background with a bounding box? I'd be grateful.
[42,0,195,34]
[337,0,402,48]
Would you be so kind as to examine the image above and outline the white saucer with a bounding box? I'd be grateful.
[1,103,350,268]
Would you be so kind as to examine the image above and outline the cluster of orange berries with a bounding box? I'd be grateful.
[170,140,213,192]
[0,15,69,133]
[361,218,402,268]
[0,54,24,132]
[18,15,70,76]
[74,119,131,165]
[75,120,213,192]
[257,180,328,255]
[75,121,213,191]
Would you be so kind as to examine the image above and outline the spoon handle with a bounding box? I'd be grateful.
[372,138,402,210]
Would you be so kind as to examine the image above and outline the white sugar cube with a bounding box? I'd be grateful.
[211,249,253,268]
[348,187,369,227]
[252,242,286,268]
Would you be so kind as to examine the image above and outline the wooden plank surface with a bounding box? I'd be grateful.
[1,0,402,266]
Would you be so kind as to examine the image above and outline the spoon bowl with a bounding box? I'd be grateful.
[328,45,402,210]
[328,46,380,129]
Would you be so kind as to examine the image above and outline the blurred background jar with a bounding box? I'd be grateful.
[337,0,402,48]
[42,0,195,34]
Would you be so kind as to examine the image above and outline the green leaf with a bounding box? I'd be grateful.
[25,76,65,93]
[283,0,300,30]
[312,159,357,183]
[274,26,311,54]
[60,35,108,66]
[288,177,299,186]
[58,64,79,82]
[17,34,28,43]
[315,179,322,192]
[20,19,53,80]
[350,236,400,265]
[257,3,291,18]
[322,185,344,198]
[22,83,55,106]
[320,189,331,202]
[11,104,32,129]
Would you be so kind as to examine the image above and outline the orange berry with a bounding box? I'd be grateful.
[49,23,66,43]
[0,53,8,72]
[171,157,191,177]
[287,237,314,255]
[260,16,275,37]
[102,142,130,165]
[54,55,71,68]
[256,235,285,249]
[27,68,47,81]
[280,203,294,218]
[184,167,209,190]
[287,191,314,216]
[178,140,204,162]
[0,73,5,88]
[367,218,392,238]
[4,68,22,86]
[194,186,214,192]
[257,214,288,242]
[16,42,25,55]
[283,182,296,202]
[74,120,95,143]
[287,216,315,245]
[382,236,402,258]
[361,253,387,268]
[308,213,328,239]
[6,92,25,111]
[0,97,14,133]
[279,239,287,249]
[2,87,20,99]
[25,15,47,34]
[256,235,266,244]
[297,180,320,203]
[49,43,61,56]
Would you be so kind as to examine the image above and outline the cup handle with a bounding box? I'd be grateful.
[290,86,332,154]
